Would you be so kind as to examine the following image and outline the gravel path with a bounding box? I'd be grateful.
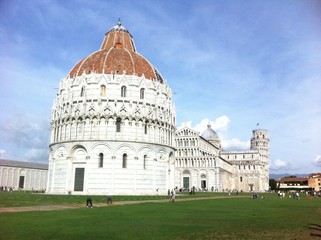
[0,196,245,213]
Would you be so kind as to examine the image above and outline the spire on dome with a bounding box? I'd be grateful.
[107,18,128,33]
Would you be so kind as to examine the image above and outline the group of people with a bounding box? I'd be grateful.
[277,190,321,199]
[86,195,113,208]
[307,190,321,198]
[0,186,14,191]
[277,190,301,199]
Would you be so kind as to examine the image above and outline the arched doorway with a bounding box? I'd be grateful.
[71,146,87,192]
[201,173,207,190]
[182,169,191,189]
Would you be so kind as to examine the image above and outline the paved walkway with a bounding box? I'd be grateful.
[0,196,245,213]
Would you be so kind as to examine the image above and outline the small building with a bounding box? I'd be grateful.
[308,173,321,191]
[278,177,310,191]
[0,159,48,191]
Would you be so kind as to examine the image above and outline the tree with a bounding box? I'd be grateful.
[269,179,277,191]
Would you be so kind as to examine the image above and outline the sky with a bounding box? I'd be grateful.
[0,0,320,175]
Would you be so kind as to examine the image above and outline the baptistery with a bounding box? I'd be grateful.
[46,20,176,195]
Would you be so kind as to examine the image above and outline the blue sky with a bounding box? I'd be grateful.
[0,0,320,174]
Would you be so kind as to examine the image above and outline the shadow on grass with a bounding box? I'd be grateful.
[309,223,321,238]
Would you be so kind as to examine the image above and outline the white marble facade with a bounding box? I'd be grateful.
[0,160,48,191]
[46,71,177,195]
[47,21,176,195]
[174,126,270,192]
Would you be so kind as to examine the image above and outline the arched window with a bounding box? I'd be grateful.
[116,117,121,132]
[100,85,106,96]
[144,121,148,134]
[121,86,126,97]
[140,88,145,99]
[143,155,147,169]
[122,153,127,168]
[80,86,85,97]
[99,153,104,168]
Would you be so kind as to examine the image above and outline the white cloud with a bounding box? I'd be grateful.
[192,116,230,134]
[177,116,250,151]
[221,138,250,151]
[270,159,289,170]
[0,111,50,162]
[178,116,230,134]
[1,118,49,149]
[0,149,6,157]
[311,155,321,167]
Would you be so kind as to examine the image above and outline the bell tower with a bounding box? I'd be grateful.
[251,129,269,160]
[251,129,270,190]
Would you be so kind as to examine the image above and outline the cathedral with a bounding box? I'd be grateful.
[46,20,269,195]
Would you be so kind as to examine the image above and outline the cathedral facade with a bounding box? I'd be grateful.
[174,125,269,192]
[46,21,269,195]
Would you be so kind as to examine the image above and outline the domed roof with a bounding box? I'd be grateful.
[201,123,219,140]
[68,19,164,83]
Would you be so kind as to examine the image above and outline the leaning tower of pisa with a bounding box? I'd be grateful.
[251,129,270,190]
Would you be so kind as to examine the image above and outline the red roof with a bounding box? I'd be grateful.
[68,21,163,83]
[279,177,308,183]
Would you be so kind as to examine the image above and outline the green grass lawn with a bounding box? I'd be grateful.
[0,191,238,207]
[0,191,320,239]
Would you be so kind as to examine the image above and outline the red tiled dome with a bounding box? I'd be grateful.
[68,19,164,83]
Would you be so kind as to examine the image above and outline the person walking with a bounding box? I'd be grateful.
[86,196,93,208]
